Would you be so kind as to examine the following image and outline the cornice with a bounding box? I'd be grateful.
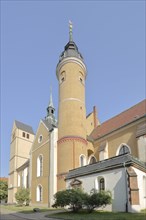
[58,136,88,145]
[56,57,87,80]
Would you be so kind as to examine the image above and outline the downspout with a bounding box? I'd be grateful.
[123,162,128,212]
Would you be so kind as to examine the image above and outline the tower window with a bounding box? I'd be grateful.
[61,77,65,82]
[79,77,84,85]
[27,134,29,139]
[22,132,25,138]
[60,71,66,84]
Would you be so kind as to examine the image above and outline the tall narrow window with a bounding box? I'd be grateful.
[36,185,43,202]
[40,156,43,176]
[80,155,86,167]
[143,176,146,198]
[17,174,20,187]
[27,134,29,139]
[37,155,43,177]
[99,178,105,191]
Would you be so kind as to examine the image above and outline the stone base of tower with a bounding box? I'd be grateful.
[57,136,88,191]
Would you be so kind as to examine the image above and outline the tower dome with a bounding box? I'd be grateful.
[59,41,84,63]
[59,21,83,62]
[56,21,86,80]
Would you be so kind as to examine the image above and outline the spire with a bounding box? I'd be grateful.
[48,86,54,108]
[69,20,73,42]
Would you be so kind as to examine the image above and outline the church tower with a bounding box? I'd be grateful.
[56,22,88,190]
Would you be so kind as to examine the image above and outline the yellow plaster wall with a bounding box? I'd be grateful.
[86,112,95,136]
[31,141,50,205]
[93,121,142,160]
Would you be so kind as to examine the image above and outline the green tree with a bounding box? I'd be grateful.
[15,188,30,206]
[84,190,112,213]
[0,180,8,203]
[52,188,86,212]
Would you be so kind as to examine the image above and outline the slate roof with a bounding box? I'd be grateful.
[58,41,84,64]
[16,159,29,172]
[66,154,146,180]
[15,120,34,134]
[89,99,146,140]
[42,118,57,132]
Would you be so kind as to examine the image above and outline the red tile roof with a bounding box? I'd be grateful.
[0,177,8,182]
[90,99,146,140]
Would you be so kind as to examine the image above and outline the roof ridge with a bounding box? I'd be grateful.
[101,99,146,126]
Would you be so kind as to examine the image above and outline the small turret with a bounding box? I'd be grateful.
[45,88,57,127]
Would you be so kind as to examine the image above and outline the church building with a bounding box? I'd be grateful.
[8,23,146,212]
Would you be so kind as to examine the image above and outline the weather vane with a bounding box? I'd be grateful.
[69,20,73,41]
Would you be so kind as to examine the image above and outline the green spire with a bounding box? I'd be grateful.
[69,20,73,41]
[48,86,54,108]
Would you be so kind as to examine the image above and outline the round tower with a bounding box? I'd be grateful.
[56,22,88,190]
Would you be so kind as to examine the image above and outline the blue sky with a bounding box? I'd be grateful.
[1,1,145,177]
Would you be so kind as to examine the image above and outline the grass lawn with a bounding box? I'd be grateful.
[0,204,54,214]
[47,210,146,220]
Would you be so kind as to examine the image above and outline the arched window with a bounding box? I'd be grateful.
[89,156,97,164]
[38,135,43,143]
[37,155,43,177]
[143,176,146,198]
[94,176,105,191]
[80,155,86,167]
[36,185,43,202]
[119,145,130,155]
[99,178,105,191]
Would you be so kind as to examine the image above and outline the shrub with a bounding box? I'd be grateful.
[52,188,112,213]
[84,190,112,213]
[15,188,30,206]
[52,188,86,212]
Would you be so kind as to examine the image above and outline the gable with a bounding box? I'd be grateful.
[31,120,50,152]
